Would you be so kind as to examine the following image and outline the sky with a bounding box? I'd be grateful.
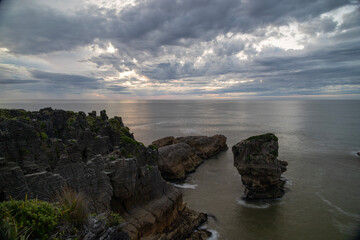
[0,0,359,100]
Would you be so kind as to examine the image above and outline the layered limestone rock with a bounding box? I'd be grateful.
[152,135,228,180]
[232,133,288,200]
[0,108,209,239]
[157,143,203,180]
[177,135,228,159]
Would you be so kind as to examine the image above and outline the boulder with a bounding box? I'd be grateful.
[158,143,203,180]
[177,135,228,159]
[232,133,288,200]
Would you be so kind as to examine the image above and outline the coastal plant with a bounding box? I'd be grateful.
[40,132,48,140]
[106,211,125,227]
[0,215,32,240]
[56,186,89,227]
[0,196,60,240]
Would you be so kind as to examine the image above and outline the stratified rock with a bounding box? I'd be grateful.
[177,135,228,159]
[152,136,179,148]
[232,133,288,200]
[152,135,228,181]
[0,108,208,240]
[158,143,203,180]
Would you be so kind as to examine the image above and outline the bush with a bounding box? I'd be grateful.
[56,186,88,227]
[0,197,60,240]
[40,132,48,140]
[0,215,32,240]
[106,212,124,227]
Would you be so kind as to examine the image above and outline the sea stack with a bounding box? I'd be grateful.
[232,133,288,200]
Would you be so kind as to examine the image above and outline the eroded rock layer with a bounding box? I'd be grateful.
[0,108,209,239]
[153,135,228,180]
[232,133,288,200]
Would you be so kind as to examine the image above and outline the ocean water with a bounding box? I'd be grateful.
[1,100,360,240]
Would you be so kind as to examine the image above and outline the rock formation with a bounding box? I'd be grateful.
[157,143,203,180]
[232,133,288,200]
[0,108,210,239]
[153,135,228,180]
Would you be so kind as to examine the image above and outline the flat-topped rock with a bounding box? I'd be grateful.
[152,136,179,148]
[152,135,228,180]
[232,133,288,200]
[177,135,228,159]
[158,143,203,180]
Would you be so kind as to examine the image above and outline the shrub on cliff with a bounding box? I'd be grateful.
[56,186,89,227]
[0,197,60,240]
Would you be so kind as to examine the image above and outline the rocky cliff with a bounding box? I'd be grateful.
[0,108,209,239]
[232,133,288,200]
[152,135,228,180]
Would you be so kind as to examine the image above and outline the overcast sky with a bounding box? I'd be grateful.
[0,0,359,99]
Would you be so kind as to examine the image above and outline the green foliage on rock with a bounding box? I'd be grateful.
[0,197,60,240]
[40,132,48,140]
[106,212,125,227]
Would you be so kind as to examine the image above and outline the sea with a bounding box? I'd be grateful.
[1,99,359,240]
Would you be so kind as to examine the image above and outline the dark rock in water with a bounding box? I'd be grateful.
[152,136,179,148]
[152,135,228,180]
[0,108,208,240]
[232,133,288,200]
[357,152,360,156]
[158,143,203,180]
[177,135,228,159]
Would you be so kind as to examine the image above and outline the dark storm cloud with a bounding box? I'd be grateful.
[31,70,103,89]
[0,79,39,84]
[0,0,348,54]
[0,0,358,98]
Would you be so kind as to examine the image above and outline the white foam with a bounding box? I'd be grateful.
[199,225,220,240]
[237,199,271,209]
[351,151,360,157]
[321,196,360,219]
[208,229,220,240]
[172,183,198,189]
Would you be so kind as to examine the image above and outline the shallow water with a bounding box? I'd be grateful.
[1,100,360,240]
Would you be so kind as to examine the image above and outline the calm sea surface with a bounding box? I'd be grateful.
[1,100,360,240]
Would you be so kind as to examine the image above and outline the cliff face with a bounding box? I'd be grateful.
[232,133,288,200]
[0,108,208,239]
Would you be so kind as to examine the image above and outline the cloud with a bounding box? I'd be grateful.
[0,79,39,84]
[0,0,359,98]
[30,70,103,89]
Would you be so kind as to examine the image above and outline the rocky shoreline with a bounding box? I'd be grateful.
[0,108,290,239]
[0,108,211,239]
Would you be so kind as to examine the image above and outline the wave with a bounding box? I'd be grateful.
[172,183,198,189]
[208,229,220,240]
[199,225,220,240]
[237,199,271,209]
[319,194,360,219]
[351,151,360,157]
[132,121,168,128]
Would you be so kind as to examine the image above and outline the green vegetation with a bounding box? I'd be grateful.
[66,111,76,127]
[39,121,46,129]
[40,132,48,140]
[0,109,32,122]
[106,212,124,227]
[19,147,31,155]
[0,197,60,240]
[146,165,153,171]
[246,133,278,142]
[109,118,130,136]
[121,135,140,146]
[148,144,158,150]
[56,186,88,227]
